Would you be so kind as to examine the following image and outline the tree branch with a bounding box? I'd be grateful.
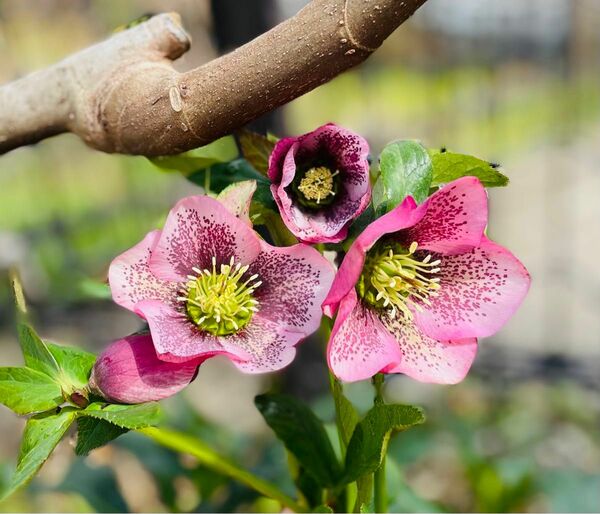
[0,0,426,156]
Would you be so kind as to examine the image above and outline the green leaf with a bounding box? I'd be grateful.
[238,129,276,176]
[188,159,276,210]
[332,379,359,450]
[56,458,130,513]
[80,402,162,429]
[255,393,342,487]
[360,502,373,513]
[430,151,509,188]
[150,136,238,175]
[75,417,128,456]
[341,404,425,484]
[76,278,112,300]
[1,409,77,500]
[17,323,60,379]
[312,505,334,513]
[46,342,96,390]
[374,140,432,214]
[0,367,63,415]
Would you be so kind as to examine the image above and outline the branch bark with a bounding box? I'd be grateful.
[0,0,427,156]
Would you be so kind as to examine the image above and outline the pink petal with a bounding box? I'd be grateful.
[108,229,178,313]
[269,124,371,243]
[90,333,204,404]
[322,196,427,317]
[226,315,303,374]
[148,195,261,282]
[251,239,335,335]
[380,314,478,384]
[413,236,531,340]
[134,299,251,363]
[267,137,296,183]
[300,124,370,196]
[327,289,403,382]
[405,176,488,255]
[216,180,257,226]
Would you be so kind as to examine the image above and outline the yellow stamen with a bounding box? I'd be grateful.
[180,257,260,336]
[358,241,441,321]
[297,166,339,204]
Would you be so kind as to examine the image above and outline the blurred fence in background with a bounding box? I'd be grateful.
[0,1,598,512]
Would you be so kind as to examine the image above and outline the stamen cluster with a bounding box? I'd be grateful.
[357,241,441,320]
[179,257,261,336]
[297,166,339,206]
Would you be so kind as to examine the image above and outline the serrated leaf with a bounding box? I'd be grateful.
[80,402,162,429]
[255,394,342,487]
[430,151,509,188]
[0,367,63,415]
[75,417,128,456]
[341,404,425,484]
[46,342,96,390]
[1,409,76,500]
[189,159,276,209]
[150,136,238,175]
[238,129,276,176]
[374,140,432,215]
[17,323,60,379]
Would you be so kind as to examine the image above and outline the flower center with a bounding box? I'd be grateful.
[357,241,441,320]
[179,257,260,336]
[295,166,339,208]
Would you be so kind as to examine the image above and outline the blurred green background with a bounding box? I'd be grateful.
[0,0,599,512]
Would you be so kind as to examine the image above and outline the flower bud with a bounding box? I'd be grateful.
[90,333,203,404]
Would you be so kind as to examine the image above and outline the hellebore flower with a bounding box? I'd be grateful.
[90,333,204,404]
[268,123,371,243]
[322,177,530,384]
[109,192,334,373]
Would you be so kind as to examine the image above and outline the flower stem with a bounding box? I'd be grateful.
[374,455,387,513]
[137,426,304,512]
[372,373,387,513]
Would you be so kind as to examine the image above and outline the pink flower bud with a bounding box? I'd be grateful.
[90,333,204,404]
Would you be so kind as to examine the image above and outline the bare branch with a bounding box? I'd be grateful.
[0,0,426,156]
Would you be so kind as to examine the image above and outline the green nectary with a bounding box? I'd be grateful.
[181,257,261,336]
[292,165,340,209]
[357,240,442,320]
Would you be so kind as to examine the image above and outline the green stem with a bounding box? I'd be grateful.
[372,373,387,513]
[137,426,303,512]
[374,455,387,513]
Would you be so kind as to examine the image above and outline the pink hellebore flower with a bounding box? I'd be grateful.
[109,190,334,375]
[268,123,371,243]
[322,177,530,384]
[90,333,204,404]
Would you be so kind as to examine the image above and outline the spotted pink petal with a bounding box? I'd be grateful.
[268,123,371,243]
[268,137,296,183]
[90,333,204,404]
[404,176,488,255]
[413,236,531,340]
[108,229,178,312]
[327,289,403,382]
[251,239,335,335]
[134,299,251,363]
[379,315,478,384]
[322,196,427,317]
[148,195,261,282]
[226,315,303,373]
[217,180,257,226]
